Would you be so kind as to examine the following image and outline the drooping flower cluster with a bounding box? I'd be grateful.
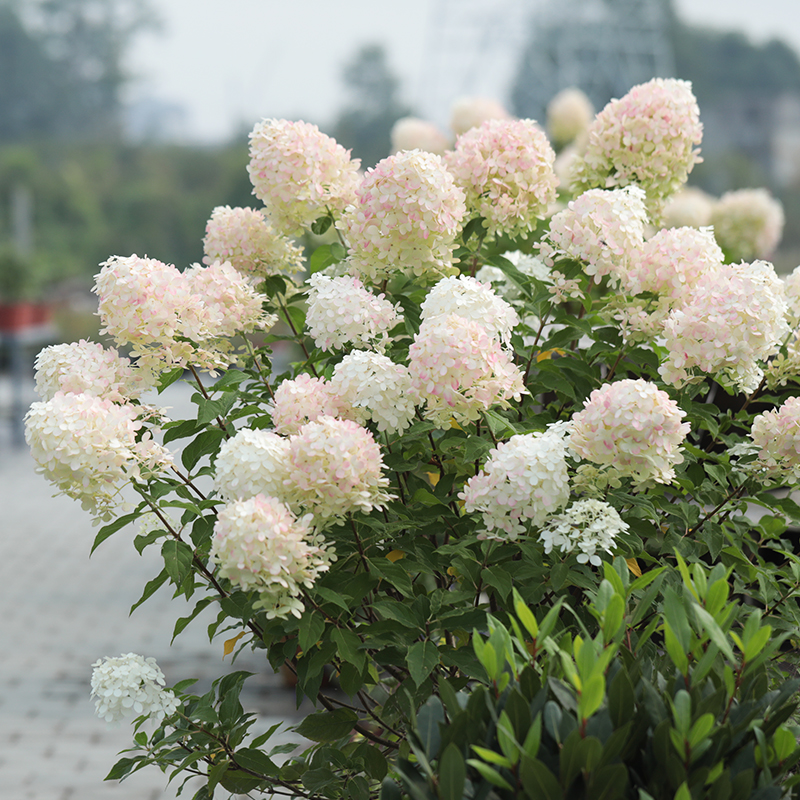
[460,424,571,539]
[659,261,789,392]
[305,273,400,351]
[409,314,526,427]
[25,392,171,518]
[269,374,344,436]
[445,119,558,239]
[710,188,784,262]
[202,205,305,278]
[210,495,329,619]
[538,186,648,285]
[569,379,690,485]
[338,150,466,283]
[283,416,393,520]
[33,340,155,403]
[572,78,703,216]
[248,119,360,235]
[90,654,179,725]
[213,428,290,503]
[391,117,450,155]
[330,350,415,434]
[538,499,628,566]
[420,275,519,343]
[546,87,594,148]
[750,397,800,482]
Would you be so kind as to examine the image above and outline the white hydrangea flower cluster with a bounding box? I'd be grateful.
[546,87,594,148]
[538,187,648,286]
[459,423,571,540]
[284,416,393,521]
[572,78,703,216]
[538,499,627,566]
[409,314,526,428]
[450,96,511,136]
[783,266,800,328]
[305,273,400,352]
[330,350,415,434]
[570,379,690,485]
[391,117,450,155]
[248,119,361,235]
[202,205,305,278]
[213,428,290,502]
[269,373,345,436]
[338,150,466,283]
[33,339,156,403]
[659,261,790,393]
[750,397,800,482]
[710,188,784,262]
[661,186,714,229]
[25,392,171,519]
[445,118,559,239]
[419,275,519,344]
[90,653,178,725]
[210,495,330,619]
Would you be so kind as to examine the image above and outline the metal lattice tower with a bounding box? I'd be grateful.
[512,0,674,121]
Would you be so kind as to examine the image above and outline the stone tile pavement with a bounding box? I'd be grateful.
[0,379,306,799]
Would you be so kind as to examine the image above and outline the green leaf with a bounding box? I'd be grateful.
[157,367,185,393]
[519,756,563,800]
[471,746,512,768]
[607,666,635,729]
[693,605,735,661]
[91,512,140,554]
[197,393,237,426]
[294,709,357,742]
[182,428,225,470]
[104,756,141,781]
[233,748,278,777]
[310,215,333,235]
[466,759,513,791]
[407,641,440,687]
[417,697,445,759]
[332,627,366,671]
[161,539,194,586]
[130,568,168,613]
[298,610,325,652]
[439,743,466,800]
[579,673,605,721]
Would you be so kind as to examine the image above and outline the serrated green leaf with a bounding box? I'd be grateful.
[407,641,439,686]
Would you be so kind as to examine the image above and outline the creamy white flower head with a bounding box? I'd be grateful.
[25,392,171,519]
[459,423,571,540]
[391,117,450,155]
[284,416,393,521]
[659,260,790,392]
[784,266,800,328]
[269,373,345,435]
[202,205,305,278]
[210,495,330,619]
[409,314,527,428]
[662,186,714,229]
[305,273,400,352]
[710,188,784,262]
[750,396,800,483]
[330,350,415,434]
[34,339,156,403]
[420,275,519,344]
[539,499,627,566]
[91,653,178,725]
[214,428,291,503]
[450,96,512,136]
[546,87,594,148]
[538,186,648,285]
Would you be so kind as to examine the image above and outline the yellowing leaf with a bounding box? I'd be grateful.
[536,348,566,363]
[626,558,642,578]
[223,631,246,657]
[449,418,464,430]
[427,471,440,487]
[387,550,405,562]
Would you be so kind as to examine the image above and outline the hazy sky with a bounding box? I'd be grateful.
[124,0,800,143]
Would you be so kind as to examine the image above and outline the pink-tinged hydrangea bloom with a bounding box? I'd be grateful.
[91,654,178,725]
[546,87,594,148]
[391,117,450,155]
[420,275,519,344]
[450,96,511,136]
[573,78,702,216]
[445,118,558,239]
[269,373,345,436]
[209,495,330,619]
[330,350,415,434]
[629,226,724,299]
[659,261,790,393]
[284,416,393,521]
[662,186,714,229]
[34,340,156,403]
[25,392,171,519]
[710,189,785,262]
[784,266,800,328]
[409,315,526,428]
[248,119,361,235]
[338,150,467,283]
[570,379,690,485]
[750,397,800,482]
[202,205,304,278]
[305,273,400,351]
[538,186,648,285]
[213,428,290,503]
[459,423,571,539]
[539,499,627,566]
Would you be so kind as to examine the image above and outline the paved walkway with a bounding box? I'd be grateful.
[0,379,305,799]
